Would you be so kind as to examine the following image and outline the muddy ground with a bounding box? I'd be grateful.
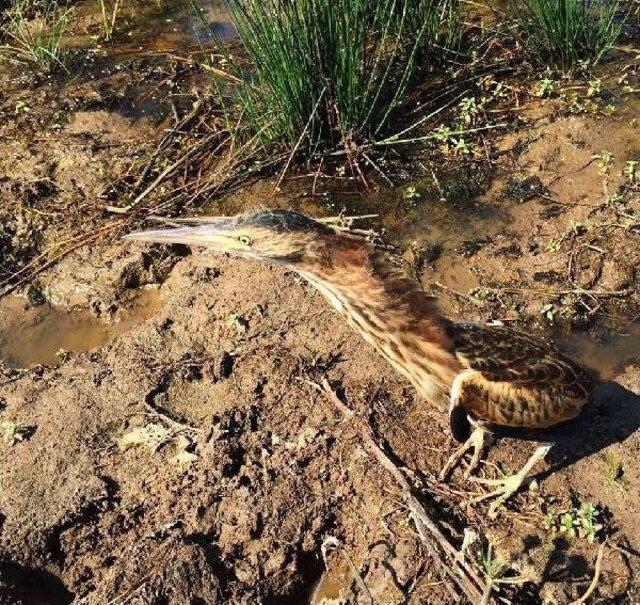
[1,3,640,604]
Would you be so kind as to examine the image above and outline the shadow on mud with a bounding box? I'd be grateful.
[0,560,73,605]
[494,381,640,474]
[546,381,640,473]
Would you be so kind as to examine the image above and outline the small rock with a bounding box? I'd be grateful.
[26,284,46,306]
[571,249,603,289]
[234,560,256,584]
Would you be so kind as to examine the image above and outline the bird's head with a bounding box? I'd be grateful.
[124,209,349,267]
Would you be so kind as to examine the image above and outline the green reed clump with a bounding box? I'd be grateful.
[0,0,72,71]
[221,0,463,152]
[405,0,464,61]
[513,0,623,71]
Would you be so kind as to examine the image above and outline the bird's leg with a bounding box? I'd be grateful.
[472,444,553,519]
[439,425,488,481]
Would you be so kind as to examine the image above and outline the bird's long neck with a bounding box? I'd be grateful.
[297,243,460,398]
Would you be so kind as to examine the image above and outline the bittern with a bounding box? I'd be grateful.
[126,209,598,516]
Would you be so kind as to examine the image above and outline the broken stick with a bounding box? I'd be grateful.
[307,378,487,604]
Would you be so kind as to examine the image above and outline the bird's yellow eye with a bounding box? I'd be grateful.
[238,235,252,246]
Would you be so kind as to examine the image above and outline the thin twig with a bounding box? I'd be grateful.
[106,132,225,214]
[0,229,109,300]
[307,378,486,604]
[317,214,380,223]
[362,151,394,187]
[141,403,201,435]
[434,282,488,308]
[133,99,204,191]
[483,286,632,298]
[321,537,374,605]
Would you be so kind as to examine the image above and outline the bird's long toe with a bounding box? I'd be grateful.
[470,444,552,518]
[472,474,527,518]
[439,426,487,481]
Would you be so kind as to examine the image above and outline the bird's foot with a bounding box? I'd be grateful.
[471,474,528,519]
[439,426,488,482]
[471,445,552,519]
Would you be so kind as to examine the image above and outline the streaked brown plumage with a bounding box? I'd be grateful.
[126,209,598,515]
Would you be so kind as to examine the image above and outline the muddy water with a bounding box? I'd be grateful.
[309,557,355,605]
[71,0,234,51]
[0,289,161,368]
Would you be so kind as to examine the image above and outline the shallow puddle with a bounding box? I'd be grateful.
[0,289,161,369]
[309,557,354,605]
[75,0,235,50]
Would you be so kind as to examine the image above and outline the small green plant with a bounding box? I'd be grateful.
[458,96,480,125]
[568,219,587,235]
[546,502,604,543]
[576,503,603,543]
[56,348,71,363]
[227,313,248,333]
[624,160,639,183]
[0,0,72,72]
[543,510,556,530]
[595,150,614,176]
[433,124,454,144]
[14,99,31,113]
[540,303,557,322]
[451,137,471,155]
[545,238,561,253]
[559,510,581,536]
[0,420,31,445]
[512,0,623,72]
[471,287,499,303]
[536,77,555,97]
[476,541,528,605]
[587,78,602,97]
[403,186,421,202]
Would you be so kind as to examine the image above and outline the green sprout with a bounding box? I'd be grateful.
[547,502,604,543]
[476,541,528,604]
[536,78,555,98]
[403,186,421,202]
[1,421,31,445]
[594,151,614,176]
[587,79,602,97]
[458,96,480,125]
[540,303,557,322]
[624,160,638,183]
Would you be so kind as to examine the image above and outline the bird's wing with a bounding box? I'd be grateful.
[445,320,596,390]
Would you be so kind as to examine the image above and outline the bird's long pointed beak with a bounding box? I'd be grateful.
[123,224,243,250]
